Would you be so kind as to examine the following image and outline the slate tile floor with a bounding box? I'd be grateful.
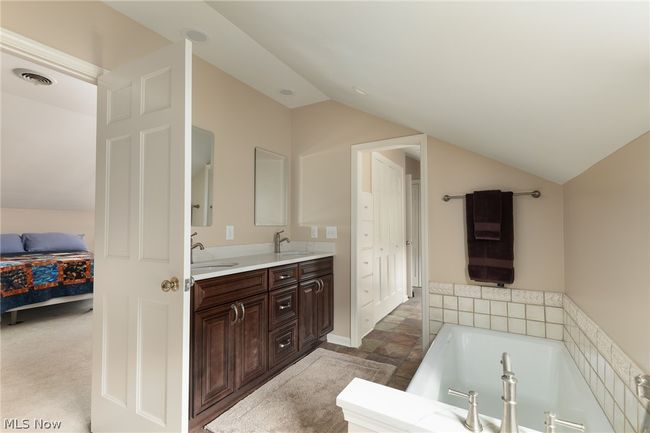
[320,288,424,391]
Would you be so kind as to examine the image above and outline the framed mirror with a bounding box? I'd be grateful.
[191,127,214,227]
[255,148,288,226]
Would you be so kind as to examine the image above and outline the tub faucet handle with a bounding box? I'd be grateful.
[448,388,483,433]
[544,412,585,433]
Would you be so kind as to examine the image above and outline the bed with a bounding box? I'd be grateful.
[0,251,94,323]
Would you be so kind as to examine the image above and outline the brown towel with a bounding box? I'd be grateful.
[473,190,502,240]
[466,191,514,285]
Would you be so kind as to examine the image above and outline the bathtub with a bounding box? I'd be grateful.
[407,324,612,433]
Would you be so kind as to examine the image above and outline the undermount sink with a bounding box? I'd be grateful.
[277,251,310,257]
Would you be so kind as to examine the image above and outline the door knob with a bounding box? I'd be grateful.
[161,277,180,292]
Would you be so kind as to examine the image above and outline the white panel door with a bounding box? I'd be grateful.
[372,153,406,321]
[92,40,192,433]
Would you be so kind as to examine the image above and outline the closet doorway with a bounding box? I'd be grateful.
[350,134,429,349]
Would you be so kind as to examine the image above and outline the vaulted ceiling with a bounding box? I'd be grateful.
[107,1,649,183]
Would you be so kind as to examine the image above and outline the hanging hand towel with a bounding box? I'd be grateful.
[466,191,514,285]
[473,190,502,240]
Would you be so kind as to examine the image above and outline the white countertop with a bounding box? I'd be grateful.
[191,251,334,280]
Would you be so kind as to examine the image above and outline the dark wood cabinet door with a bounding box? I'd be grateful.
[192,303,236,416]
[298,279,318,351]
[236,293,268,389]
[316,274,334,337]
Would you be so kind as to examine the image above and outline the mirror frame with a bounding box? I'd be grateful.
[254,147,289,227]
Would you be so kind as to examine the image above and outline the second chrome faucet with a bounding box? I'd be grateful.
[273,230,290,253]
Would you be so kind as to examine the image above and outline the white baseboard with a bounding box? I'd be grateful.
[327,333,352,347]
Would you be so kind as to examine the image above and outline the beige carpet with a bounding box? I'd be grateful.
[1,300,93,433]
[205,348,396,433]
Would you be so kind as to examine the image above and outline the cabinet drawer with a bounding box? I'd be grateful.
[359,302,374,338]
[269,285,298,329]
[358,220,373,248]
[359,192,373,221]
[268,320,298,369]
[269,264,298,289]
[357,274,373,307]
[193,269,267,312]
[298,257,333,281]
[358,248,373,277]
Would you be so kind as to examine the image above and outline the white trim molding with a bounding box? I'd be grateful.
[327,333,352,347]
[0,27,106,83]
[350,133,429,349]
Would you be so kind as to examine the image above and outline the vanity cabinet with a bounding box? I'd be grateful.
[190,256,333,431]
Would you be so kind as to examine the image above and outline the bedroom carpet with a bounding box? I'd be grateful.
[205,348,396,433]
[1,300,93,433]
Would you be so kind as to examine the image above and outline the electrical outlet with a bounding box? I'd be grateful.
[311,225,318,239]
[225,225,234,240]
[325,226,337,239]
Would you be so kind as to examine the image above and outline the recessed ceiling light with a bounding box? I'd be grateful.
[183,29,208,43]
[353,87,368,96]
[279,89,294,96]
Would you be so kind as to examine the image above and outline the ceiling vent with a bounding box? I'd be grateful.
[13,68,55,86]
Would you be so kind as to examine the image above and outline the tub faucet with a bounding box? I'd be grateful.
[499,353,519,433]
[501,352,512,375]
[273,230,290,253]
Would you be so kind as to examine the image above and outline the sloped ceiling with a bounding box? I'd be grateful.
[1,52,96,210]
[108,1,649,183]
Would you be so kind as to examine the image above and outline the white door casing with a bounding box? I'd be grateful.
[92,40,192,432]
[405,174,413,296]
[371,152,406,321]
[411,180,422,288]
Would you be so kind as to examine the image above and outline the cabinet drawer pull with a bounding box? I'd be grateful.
[279,338,292,349]
[230,303,239,324]
[239,302,245,321]
[278,274,292,280]
[278,302,292,310]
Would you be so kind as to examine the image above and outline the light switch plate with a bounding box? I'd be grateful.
[225,225,234,240]
[311,225,318,239]
[326,226,337,239]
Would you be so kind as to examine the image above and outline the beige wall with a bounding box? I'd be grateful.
[564,132,650,373]
[2,0,293,248]
[0,208,95,250]
[428,136,565,292]
[291,101,416,337]
[191,58,292,246]
[292,101,565,338]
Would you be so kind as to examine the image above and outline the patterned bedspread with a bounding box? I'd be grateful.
[0,252,94,313]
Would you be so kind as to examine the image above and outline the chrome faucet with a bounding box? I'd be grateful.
[499,353,519,433]
[191,232,205,264]
[273,230,290,253]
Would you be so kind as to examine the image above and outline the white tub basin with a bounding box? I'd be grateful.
[407,324,612,433]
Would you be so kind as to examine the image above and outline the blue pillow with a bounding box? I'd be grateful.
[22,232,88,253]
[0,233,26,255]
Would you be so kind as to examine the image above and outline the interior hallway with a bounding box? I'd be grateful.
[321,288,424,391]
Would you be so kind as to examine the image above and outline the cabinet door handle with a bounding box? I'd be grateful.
[278,302,292,310]
[317,279,324,293]
[230,303,239,324]
[278,274,292,280]
[239,302,245,322]
[279,338,292,349]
